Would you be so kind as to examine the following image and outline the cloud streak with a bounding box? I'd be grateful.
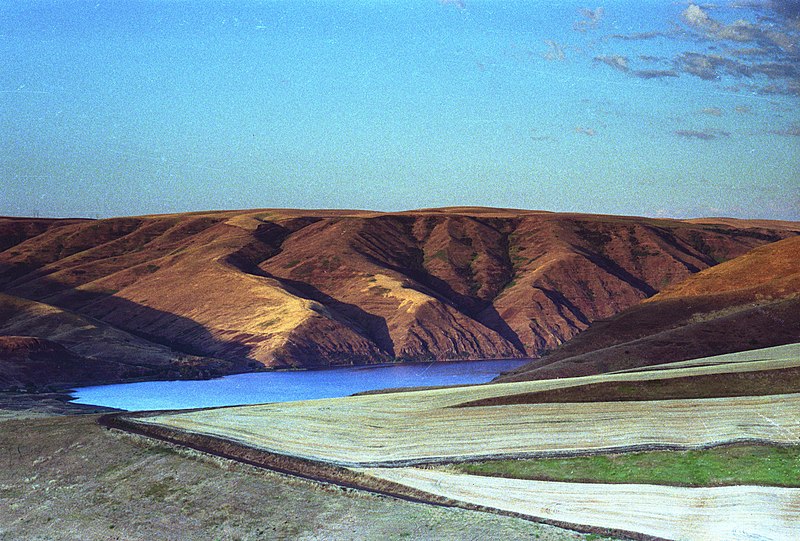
[439,0,466,10]
[594,55,630,72]
[700,107,724,116]
[769,123,800,136]
[631,69,679,79]
[674,129,731,140]
[543,40,566,61]
[590,3,800,97]
[610,31,672,41]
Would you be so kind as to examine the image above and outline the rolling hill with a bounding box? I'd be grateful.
[1,208,797,389]
[498,235,800,382]
[0,292,257,391]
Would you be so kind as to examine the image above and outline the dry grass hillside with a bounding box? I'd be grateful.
[1,208,797,387]
[0,293,256,391]
[499,235,800,382]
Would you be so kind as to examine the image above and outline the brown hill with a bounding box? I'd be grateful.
[0,293,256,391]
[1,208,797,375]
[0,336,122,391]
[498,235,800,382]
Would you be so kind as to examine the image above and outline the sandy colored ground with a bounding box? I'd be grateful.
[362,467,800,541]
[614,343,800,372]
[133,345,800,540]
[0,414,597,541]
[141,345,800,467]
[142,392,800,466]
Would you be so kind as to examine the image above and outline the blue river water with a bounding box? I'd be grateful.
[69,359,529,411]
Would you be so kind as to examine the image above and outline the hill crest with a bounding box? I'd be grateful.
[1,208,797,388]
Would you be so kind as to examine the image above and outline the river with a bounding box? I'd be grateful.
[70,359,529,411]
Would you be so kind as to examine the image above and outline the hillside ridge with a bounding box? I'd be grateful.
[1,208,797,388]
[499,235,800,382]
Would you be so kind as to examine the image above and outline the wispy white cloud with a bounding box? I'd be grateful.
[594,55,630,72]
[543,40,566,61]
[575,126,597,136]
[700,106,724,116]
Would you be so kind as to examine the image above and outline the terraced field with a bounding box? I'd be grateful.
[125,343,800,540]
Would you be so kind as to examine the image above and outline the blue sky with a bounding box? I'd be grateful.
[1,1,798,219]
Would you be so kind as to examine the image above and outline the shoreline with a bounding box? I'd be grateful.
[65,357,530,411]
[0,390,122,419]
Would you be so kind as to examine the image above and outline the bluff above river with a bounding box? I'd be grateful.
[1,208,798,389]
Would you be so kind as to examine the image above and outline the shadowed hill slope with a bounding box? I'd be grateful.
[498,235,800,382]
[1,209,797,375]
[0,292,257,390]
[0,335,114,391]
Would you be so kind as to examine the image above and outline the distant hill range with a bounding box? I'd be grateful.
[1,208,798,390]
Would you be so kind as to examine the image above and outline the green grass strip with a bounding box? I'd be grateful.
[453,444,800,487]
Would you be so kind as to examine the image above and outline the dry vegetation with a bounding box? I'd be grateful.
[501,236,800,383]
[139,345,800,467]
[0,413,596,541]
[459,344,800,406]
[130,344,800,540]
[3,209,795,386]
[362,467,800,541]
[142,391,800,466]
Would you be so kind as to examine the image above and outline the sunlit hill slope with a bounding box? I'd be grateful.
[0,208,797,389]
[499,234,800,382]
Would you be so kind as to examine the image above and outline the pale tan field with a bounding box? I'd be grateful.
[141,344,800,467]
[142,392,800,466]
[135,344,800,540]
[362,467,800,541]
[613,342,800,373]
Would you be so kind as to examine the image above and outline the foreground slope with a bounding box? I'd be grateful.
[129,344,800,540]
[0,415,589,541]
[499,235,800,382]
[1,209,796,376]
[365,469,798,541]
[139,343,800,466]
